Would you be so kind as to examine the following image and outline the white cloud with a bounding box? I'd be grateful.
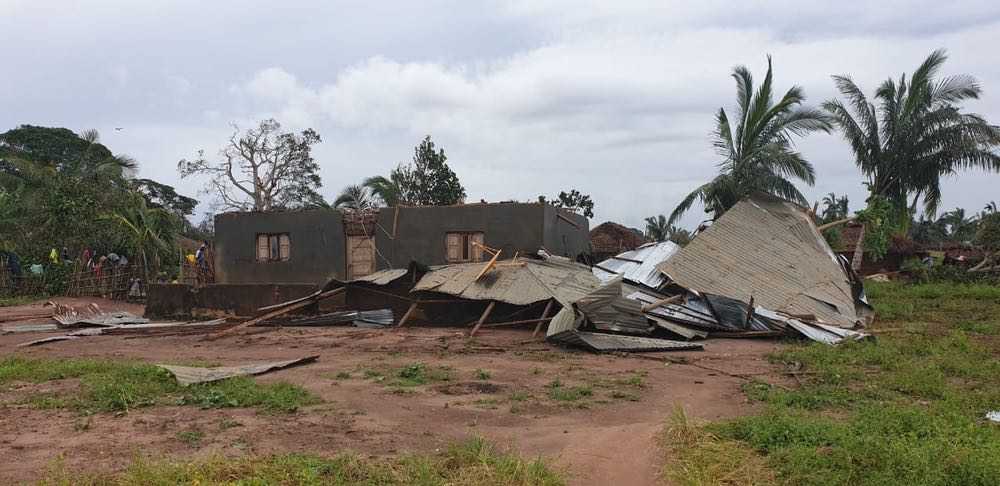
[4,1,1000,230]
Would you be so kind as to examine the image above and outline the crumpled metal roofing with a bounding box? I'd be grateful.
[574,278,650,335]
[549,330,703,352]
[348,268,409,286]
[412,258,601,306]
[658,194,865,329]
[593,241,679,288]
[158,356,318,386]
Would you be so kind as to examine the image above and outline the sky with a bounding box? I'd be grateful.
[3,0,1000,230]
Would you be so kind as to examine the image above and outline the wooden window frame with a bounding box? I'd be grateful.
[256,233,291,262]
[445,231,484,263]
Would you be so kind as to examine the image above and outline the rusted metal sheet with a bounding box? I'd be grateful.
[412,258,600,307]
[52,303,148,328]
[158,355,319,386]
[659,194,869,329]
[553,331,703,352]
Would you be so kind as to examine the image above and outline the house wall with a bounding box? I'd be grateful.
[213,203,591,284]
[542,205,591,259]
[373,203,588,268]
[214,210,346,284]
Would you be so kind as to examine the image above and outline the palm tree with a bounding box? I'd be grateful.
[985,201,998,214]
[820,192,850,223]
[824,50,1000,216]
[363,164,416,207]
[334,184,375,210]
[644,215,670,242]
[103,195,173,279]
[940,208,977,242]
[645,214,693,246]
[669,57,831,225]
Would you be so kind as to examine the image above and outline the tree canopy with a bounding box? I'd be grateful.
[178,119,326,211]
[824,49,1000,216]
[539,190,595,218]
[362,136,465,207]
[669,57,831,226]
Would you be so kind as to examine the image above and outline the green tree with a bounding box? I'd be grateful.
[409,136,465,206]
[333,184,376,211]
[361,136,465,207]
[669,57,831,225]
[363,165,418,207]
[540,190,595,218]
[824,49,1000,216]
[819,193,850,224]
[178,119,326,211]
[102,193,176,279]
[939,208,978,242]
[644,214,692,246]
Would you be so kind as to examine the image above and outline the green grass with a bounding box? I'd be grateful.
[665,282,1000,486]
[0,356,319,414]
[0,295,40,307]
[39,437,564,485]
[545,379,593,402]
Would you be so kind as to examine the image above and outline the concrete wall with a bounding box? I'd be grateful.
[373,202,587,269]
[542,205,591,259]
[214,210,345,285]
[145,282,326,318]
[214,203,591,284]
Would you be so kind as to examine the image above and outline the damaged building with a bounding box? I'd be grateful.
[213,202,591,285]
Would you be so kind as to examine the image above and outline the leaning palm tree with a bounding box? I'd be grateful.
[669,57,831,225]
[103,195,173,279]
[363,164,416,207]
[824,49,1000,216]
[334,184,375,211]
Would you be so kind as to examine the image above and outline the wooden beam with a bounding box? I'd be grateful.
[532,299,556,337]
[206,287,344,340]
[468,300,496,336]
[397,302,419,328]
[481,317,552,328]
[391,206,400,239]
[817,216,856,232]
[640,294,683,313]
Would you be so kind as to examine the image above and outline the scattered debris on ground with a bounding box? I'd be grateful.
[158,356,319,385]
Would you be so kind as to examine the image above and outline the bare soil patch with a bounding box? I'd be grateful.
[0,300,789,485]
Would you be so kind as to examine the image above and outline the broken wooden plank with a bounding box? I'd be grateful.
[532,299,556,337]
[468,300,496,336]
[397,302,419,328]
[206,287,345,340]
[640,294,683,312]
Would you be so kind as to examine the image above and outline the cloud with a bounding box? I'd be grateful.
[3,1,999,230]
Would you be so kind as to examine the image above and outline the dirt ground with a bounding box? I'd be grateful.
[0,298,791,485]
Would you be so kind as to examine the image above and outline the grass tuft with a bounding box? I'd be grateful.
[1,356,319,414]
[38,437,564,485]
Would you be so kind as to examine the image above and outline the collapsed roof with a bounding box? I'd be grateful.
[658,193,871,329]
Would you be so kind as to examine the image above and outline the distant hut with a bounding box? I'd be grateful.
[590,221,648,262]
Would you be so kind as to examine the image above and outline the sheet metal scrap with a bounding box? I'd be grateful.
[52,302,148,328]
[592,241,680,289]
[158,355,319,386]
[284,309,394,328]
[562,332,703,352]
[412,258,601,307]
[574,278,651,335]
[753,307,869,345]
[659,193,872,329]
[545,300,701,352]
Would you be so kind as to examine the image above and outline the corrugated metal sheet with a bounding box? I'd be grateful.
[158,356,319,386]
[412,258,601,306]
[592,241,679,288]
[546,306,582,337]
[565,331,703,352]
[658,194,863,328]
[754,307,868,344]
[575,278,650,335]
[349,268,409,286]
[625,290,722,331]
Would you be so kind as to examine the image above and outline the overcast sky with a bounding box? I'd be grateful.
[3,1,999,230]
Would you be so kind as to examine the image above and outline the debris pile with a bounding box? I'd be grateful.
[6,194,872,353]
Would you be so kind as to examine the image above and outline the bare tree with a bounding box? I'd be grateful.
[178,119,325,211]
